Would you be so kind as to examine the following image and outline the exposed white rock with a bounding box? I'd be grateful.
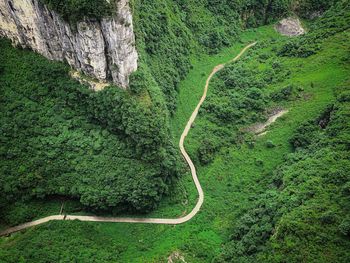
[275,17,305,37]
[0,0,138,89]
[70,70,110,91]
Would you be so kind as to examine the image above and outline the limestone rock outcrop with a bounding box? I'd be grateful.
[0,0,138,89]
[275,17,305,37]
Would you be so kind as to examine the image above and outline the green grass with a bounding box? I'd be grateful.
[171,26,278,139]
[0,199,62,231]
[1,24,349,262]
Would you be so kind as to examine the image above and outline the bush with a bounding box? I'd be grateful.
[40,0,113,25]
[278,38,321,58]
[296,0,342,18]
[339,217,350,236]
[289,120,320,149]
[342,182,350,196]
[266,140,276,148]
[271,85,295,101]
[198,139,219,165]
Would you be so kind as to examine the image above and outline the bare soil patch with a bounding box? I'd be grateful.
[249,109,289,136]
[70,70,110,91]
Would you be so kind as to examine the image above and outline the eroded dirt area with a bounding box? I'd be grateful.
[250,109,289,136]
[70,70,110,91]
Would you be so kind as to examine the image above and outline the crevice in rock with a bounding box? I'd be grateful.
[99,20,113,82]
[7,1,15,12]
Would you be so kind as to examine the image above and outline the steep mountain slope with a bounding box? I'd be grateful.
[0,0,349,262]
[0,0,138,88]
[0,0,331,215]
[132,0,342,112]
[0,38,180,214]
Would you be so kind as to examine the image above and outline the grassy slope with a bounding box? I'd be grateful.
[0,24,349,262]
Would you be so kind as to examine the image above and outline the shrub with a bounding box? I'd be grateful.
[342,182,350,196]
[40,0,113,25]
[198,139,219,165]
[290,120,320,149]
[266,140,276,148]
[278,38,321,58]
[339,217,350,236]
[271,85,295,101]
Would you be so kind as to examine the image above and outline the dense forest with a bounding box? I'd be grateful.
[0,38,179,217]
[1,0,350,262]
[39,0,113,25]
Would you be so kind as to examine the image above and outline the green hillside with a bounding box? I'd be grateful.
[0,0,349,262]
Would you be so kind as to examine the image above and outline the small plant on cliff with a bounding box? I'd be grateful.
[40,0,113,25]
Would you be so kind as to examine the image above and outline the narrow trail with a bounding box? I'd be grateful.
[0,43,256,237]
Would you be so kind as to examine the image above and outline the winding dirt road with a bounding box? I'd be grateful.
[0,43,256,237]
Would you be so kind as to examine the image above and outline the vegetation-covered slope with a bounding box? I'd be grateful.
[0,0,350,262]
[0,39,178,216]
[218,90,350,262]
[212,2,350,262]
[1,0,349,261]
[132,0,342,113]
[39,0,113,25]
[190,0,350,166]
[0,0,332,216]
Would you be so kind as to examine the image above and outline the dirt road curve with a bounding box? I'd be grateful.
[0,42,256,237]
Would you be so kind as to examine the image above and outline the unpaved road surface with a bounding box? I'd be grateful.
[0,43,256,237]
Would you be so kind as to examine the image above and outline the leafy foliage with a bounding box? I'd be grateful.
[295,0,341,18]
[0,39,178,214]
[0,221,123,262]
[131,0,193,113]
[270,84,296,101]
[39,0,113,25]
[217,86,350,263]
[193,42,292,165]
[278,1,350,58]
[132,0,335,113]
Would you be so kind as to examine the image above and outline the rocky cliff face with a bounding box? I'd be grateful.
[0,0,138,89]
[275,17,305,36]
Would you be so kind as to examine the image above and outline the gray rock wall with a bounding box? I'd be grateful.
[0,0,138,88]
[275,17,305,37]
